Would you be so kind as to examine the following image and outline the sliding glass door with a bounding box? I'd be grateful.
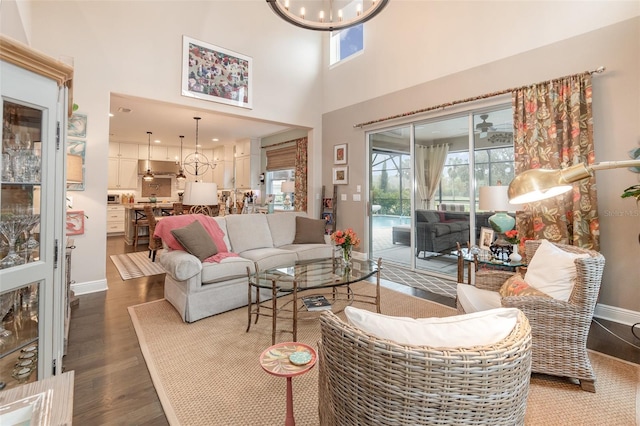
[368,105,514,281]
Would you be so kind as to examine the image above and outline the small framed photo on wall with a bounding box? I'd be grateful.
[332,166,348,185]
[333,143,347,165]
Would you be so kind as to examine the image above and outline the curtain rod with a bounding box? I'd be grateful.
[353,66,606,129]
[261,137,306,149]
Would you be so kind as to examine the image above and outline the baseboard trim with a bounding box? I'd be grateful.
[594,303,640,326]
[72,279,108,295]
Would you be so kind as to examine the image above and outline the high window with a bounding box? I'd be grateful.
[330,24,363,65]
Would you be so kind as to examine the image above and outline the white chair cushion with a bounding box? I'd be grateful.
[524,239,589,302]
[456,283,502,313]
[344,305,519,347]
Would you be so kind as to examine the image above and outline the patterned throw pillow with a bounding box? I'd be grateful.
[499,275,551,298]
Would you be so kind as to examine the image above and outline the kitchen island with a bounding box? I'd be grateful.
[123,203,175,246]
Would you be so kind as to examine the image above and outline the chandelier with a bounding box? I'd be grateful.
[266,0,389,31]
[183,116,215,180]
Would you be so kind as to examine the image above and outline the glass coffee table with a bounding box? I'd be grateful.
[247,257,382,344]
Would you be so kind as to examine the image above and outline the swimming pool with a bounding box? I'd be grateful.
[372,215,411,228]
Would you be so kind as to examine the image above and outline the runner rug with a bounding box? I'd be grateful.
[129,282,639,426]
[110,251,165,280]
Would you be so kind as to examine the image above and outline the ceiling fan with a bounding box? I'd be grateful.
[475,113,513,144]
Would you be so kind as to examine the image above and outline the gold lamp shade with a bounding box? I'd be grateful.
[508,160,640,204]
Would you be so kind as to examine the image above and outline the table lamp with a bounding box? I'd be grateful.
[183,181,218,216]
[479,185,519,246]
[281,181,295,210]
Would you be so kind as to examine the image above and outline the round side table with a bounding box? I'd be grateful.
[259,342,317,426]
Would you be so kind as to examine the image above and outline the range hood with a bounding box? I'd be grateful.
[138,160,180,176]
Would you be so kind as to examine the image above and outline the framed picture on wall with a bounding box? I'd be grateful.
[479,227,495,251]
[333,143,347,165]
[181,36,253,109]
[66,210,85,235]
[332,166,348,185]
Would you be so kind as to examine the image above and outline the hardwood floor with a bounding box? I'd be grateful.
[64,236,639,425]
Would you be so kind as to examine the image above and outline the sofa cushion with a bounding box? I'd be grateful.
[170,220,219,261]
[416,210,440,223]
[280,244,334,261]
[344,306,520,347]
[225,214,274,253]
[266,212,305,247]
[239,247,298,270]
[499,275,551,298]
[293,216,326,244]
[201,256,256,284]
[456,283,502,313]
[524,239,589,301]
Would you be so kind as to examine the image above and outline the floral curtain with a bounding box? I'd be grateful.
[294,137,308,211]
[512,73,599,251]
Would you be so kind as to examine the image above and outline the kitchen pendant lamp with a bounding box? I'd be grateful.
[176,135,187,181]
[183,117,214,179]
[142,131,154,182]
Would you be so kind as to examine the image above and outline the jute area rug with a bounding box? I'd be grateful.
[110,251,165,280]
[129,282,639,426]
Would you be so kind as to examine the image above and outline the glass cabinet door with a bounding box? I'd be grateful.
[1,47,70,390]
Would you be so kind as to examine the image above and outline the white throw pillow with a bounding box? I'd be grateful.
[344,306,520,347]
[524,239,589,302]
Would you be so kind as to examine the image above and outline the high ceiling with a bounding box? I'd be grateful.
[108,93,296,149]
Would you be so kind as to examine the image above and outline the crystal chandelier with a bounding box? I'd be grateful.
[183,117,215,181]
[266,0,389,31]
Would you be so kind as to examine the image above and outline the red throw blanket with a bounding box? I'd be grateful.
[154,214,239,263]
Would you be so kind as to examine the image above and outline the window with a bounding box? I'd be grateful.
[330,24,363,66]
[266,169,295,208]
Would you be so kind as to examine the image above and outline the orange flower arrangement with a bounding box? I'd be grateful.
[504,229,520,245]
[330,228,360,251]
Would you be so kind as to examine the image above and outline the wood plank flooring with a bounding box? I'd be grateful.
[64,236,639,425]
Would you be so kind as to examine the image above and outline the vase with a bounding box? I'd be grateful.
[509,244,522,263]
[341,246,353,268]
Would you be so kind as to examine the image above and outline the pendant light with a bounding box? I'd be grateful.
[176,135,187,181]
[142,131,154,182]
[183,116,214,180]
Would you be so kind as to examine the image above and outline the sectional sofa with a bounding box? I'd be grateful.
[415,209,500,257]
[154,212,333,322]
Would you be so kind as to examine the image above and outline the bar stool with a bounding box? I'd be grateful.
[144,205,162,261]
[132,209,150,248]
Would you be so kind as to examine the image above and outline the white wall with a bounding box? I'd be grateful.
[323,0,639,112]
[323,17,640,321]
[10,1,325,292]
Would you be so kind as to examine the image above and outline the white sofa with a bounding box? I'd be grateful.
[156,212,333,322]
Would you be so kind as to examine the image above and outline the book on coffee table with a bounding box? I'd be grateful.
[302,295,332,311]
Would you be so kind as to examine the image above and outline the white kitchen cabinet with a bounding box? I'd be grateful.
[106,205,125,234]
[235,156,252,189]
[108,157,138,189]
[138,144,168,160]
[166,146,180,162]
[1,35,72,388]
[109,142,138,159]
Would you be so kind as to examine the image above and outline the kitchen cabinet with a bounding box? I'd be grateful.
[106,205,125,234]
[108,157,138,189]
[1,35,72,389]
[235,156,252,189]
[138,144,168,160]
[109,142,138,159]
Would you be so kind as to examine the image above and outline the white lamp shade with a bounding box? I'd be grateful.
[281,181,295,193]
[479,186,519,212]
[183,181,218,206]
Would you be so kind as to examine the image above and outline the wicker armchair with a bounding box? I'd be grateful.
[456,239,605,392]
[318,310,532,426]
